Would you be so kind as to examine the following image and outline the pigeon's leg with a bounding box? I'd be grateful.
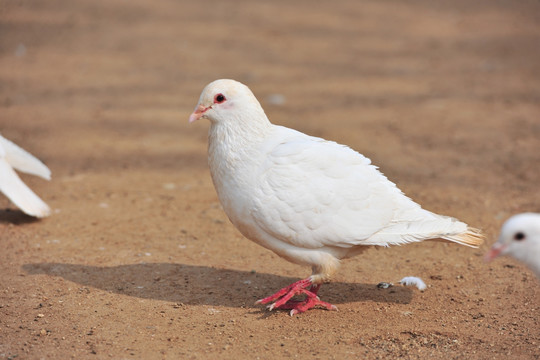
[255,278,337,315]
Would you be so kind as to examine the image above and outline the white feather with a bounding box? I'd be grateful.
[399,276,427,291]
[0,135,51,180]
[0,135,51,217]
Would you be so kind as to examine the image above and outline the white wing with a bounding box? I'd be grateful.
[0,135,51,180]
[251,126,468,249]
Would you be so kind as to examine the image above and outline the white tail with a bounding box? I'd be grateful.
[0,158,50,217]
[441,226,484,247]
[0,135,51,180]
[0,135,51,218]
[365,212,484,248]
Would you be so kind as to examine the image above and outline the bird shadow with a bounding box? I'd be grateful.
[0,209,42,225]
[22,262,413,310]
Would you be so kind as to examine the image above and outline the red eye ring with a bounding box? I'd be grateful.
[214,93,226,104]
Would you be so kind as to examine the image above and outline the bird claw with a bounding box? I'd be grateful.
[256,278,336,315]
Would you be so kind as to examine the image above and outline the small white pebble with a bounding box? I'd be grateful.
[99,202,109,208]
[399,276,427,291]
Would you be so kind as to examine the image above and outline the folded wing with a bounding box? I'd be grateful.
[251,127,480,249]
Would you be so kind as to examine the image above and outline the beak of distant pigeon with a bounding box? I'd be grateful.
[484,243,507,262]
[189,104,210,123]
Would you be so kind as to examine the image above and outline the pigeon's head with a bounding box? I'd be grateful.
[189,79,266,125]
[485,213,540,263]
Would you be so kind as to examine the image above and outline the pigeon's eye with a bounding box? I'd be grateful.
[214,94,226,104]
[514,232,526,241]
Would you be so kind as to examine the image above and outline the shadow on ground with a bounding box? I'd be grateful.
[0,209,43,225]
[22,262,413,308]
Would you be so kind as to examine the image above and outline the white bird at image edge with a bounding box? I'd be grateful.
[189,79,484,315]
[485,213,540,279]
[0,135,51,218]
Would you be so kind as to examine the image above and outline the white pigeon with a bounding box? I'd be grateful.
[485,213,540,278]
[0,134,51,218]
[189,79,484,315]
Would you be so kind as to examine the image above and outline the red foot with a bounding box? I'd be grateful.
[255,278,338,315]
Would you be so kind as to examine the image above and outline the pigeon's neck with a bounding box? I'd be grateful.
[517,241,540,278]
[208,111,272,159]
[207,112,272,219]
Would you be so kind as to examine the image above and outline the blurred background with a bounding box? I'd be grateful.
[2,0,539,196]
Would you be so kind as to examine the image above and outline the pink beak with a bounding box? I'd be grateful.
[189,104,209,123]
[484,243,507,262]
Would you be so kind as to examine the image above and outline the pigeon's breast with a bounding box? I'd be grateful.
[207,138,263,232]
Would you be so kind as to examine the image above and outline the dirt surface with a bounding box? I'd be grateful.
[1,0,540,359]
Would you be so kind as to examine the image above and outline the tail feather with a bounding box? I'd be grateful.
[441,227,484,248]
[0,135,51,180]
[365,212,485,248]
[0,158,51,218]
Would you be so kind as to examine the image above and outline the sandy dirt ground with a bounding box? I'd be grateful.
[1,0,540,359]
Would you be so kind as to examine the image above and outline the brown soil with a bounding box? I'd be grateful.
[1,0,539,359]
